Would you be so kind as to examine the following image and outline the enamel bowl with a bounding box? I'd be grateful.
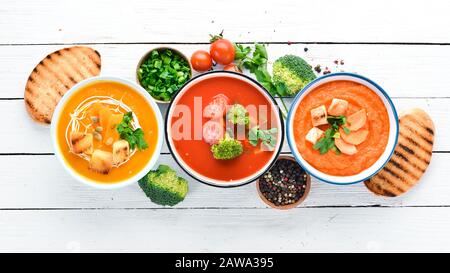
[286,72,399,185]
[51,76,164,189]
[165,71,284,188]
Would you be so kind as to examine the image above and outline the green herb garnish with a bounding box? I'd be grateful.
[138,49,191,102]
[313,115,347,155]
[116,112,148,151]
[327,115,346,126]
[233,43,289,118]
[343,127,351,135]
[248,126,278,150]
[234,44,252,60]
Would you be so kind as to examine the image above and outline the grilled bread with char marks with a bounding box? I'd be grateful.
[365,108,435,197]
[24,46,101,125]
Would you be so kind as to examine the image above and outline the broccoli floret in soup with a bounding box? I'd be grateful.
[226,104,249,126]
[211,135,243,160]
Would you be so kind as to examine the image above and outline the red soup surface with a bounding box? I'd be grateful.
[293,80,390,176]
[170,76,279,182]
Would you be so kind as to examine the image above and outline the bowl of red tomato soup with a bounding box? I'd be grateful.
[166,71,284,187]
[287,73,399,185]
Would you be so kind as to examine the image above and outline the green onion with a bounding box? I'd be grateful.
[138,49,191,102]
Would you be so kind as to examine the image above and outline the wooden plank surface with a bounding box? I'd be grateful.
[1,0,450,44]
[2,44,450,99]
[0,152,446,209]
[1,208,449,252]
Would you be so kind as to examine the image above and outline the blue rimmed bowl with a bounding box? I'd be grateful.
[286,72,399,185]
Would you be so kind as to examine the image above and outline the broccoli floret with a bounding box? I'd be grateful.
[211,135,243,160]
[138,165,188,206]
[272,55,316,95]
[226,104,249,125]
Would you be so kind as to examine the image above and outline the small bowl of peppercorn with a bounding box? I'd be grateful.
[257,155,311,210]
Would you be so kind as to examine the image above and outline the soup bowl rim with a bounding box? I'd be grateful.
[286,72,399,185]
[50,76,164,189]
[165,70,285,188]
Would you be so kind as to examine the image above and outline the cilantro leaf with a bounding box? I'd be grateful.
[312,115,349,155]
[248,126,278,150]
[233,43,288,118]
[116,112,148,151]
[234,44,252,60]
[327,115,346,126]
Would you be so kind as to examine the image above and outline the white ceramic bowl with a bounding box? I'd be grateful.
[50,76,164,189]
[165,71,284,187]
[286,72,399,185]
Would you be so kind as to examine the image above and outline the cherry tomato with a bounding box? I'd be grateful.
[210,38,235,65]
[190,50,212,72]
[223,63,241,73]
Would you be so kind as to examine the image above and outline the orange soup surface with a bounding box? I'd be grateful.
[56,81,159,183]
[171,76,279,182]
[293,80,390,176]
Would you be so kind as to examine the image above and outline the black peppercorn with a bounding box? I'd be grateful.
[259,158,308,207]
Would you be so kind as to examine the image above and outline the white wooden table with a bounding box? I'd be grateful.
[1,0,449,252]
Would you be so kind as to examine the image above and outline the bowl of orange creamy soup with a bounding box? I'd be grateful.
[51,77,163,189]
[287,73,399,184]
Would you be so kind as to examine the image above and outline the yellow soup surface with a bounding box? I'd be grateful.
[293,80,390,176]
[56,80,159,183]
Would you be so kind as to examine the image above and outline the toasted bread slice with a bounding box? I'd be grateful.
[24,46,101,125]
[89,150,113,175]
[112,140,130,166]
[365,108,435,197]
[70,132,94,155]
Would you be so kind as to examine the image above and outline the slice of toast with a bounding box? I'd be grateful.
[24,46,101,124]
[364,108,435,197]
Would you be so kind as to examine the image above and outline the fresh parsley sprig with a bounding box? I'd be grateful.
[248,126,278,151]
[116,112,148,151]
[233,43,289,118]
[313,115,347,155]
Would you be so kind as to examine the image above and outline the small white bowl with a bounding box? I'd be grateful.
[286,72,399,185]
[50,76,164,189]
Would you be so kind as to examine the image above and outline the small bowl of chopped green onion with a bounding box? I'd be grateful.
[136,47,192,103]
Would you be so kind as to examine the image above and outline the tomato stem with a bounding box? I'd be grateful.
[209,30,224,43]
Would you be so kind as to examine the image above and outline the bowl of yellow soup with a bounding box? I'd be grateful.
[51,76,164,189]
